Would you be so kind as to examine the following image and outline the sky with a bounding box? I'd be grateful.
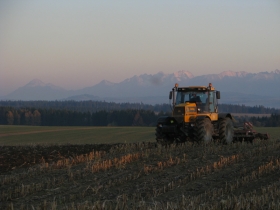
[0,0,280,96]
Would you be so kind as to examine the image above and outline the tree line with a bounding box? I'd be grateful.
[249,114,280,127]
[1,106,280,127]
[0,100,279,127]
[0,101,169,113]
[0,107,168,126]
[0,100,279,114]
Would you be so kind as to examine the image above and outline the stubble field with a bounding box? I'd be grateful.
[0,126,280,209]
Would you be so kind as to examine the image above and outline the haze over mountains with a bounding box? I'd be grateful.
[1,70,280,108]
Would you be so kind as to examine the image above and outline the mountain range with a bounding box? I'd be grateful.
[1,70,280,108]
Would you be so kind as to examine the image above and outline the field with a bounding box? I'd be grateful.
[0,126,155,145]
[0,126,280,209]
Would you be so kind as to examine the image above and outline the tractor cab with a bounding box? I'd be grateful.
[170,83,220,124]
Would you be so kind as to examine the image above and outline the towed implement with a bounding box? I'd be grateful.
[233,122,269,142]
[155,83,269,145]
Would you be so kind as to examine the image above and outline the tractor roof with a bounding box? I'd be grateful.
[177,86,215,91]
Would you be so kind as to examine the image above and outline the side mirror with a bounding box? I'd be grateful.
[216,91,220,99]
[169,91,172,100]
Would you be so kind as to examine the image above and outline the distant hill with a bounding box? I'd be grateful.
[2,79,73,101]
[1,70,280,108]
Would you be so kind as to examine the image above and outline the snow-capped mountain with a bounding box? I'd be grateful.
[1,70,280,107]
[25,79,46,87]
[25,79,65,90]
[2,79,72,100]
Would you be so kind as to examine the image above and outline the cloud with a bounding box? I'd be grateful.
[149,75,163,86]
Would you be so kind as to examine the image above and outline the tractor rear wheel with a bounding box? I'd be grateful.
[219,117,234,144]
[194,118,213,143]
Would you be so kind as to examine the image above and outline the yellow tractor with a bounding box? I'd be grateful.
[155,83,234,144]
[155,83,269,144]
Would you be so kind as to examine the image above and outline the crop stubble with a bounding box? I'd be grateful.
[1,136,280,209]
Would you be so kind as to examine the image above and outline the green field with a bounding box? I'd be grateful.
[0,125,156,145]
[254,127,280,139]
[0,125,279,145]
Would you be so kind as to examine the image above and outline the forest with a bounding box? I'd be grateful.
[0,100,280,114]
[0,100,279,126]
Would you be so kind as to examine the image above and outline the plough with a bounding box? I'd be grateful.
[233,122,269,142]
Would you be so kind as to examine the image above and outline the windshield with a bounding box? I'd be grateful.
[175,90,217,113]
[176,91,208,104]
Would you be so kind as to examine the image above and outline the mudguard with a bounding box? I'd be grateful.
[218,113,232,119]
[195,115,209,120]
[157,116,178,125]
[156,116,178,134]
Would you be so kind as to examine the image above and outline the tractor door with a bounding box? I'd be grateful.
[208,91,217,113]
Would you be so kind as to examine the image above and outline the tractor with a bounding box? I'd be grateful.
[155,83,268,145]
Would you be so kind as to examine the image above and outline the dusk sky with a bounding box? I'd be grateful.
[0,0,279,96]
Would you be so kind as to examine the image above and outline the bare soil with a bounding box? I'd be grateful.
[0,144,117,173]
[1,139,280,209]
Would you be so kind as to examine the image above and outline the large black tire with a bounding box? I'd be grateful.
[219,117,234,144]
[194,118,213,143]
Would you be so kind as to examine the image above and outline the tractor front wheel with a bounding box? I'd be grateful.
[194,118,213,144]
